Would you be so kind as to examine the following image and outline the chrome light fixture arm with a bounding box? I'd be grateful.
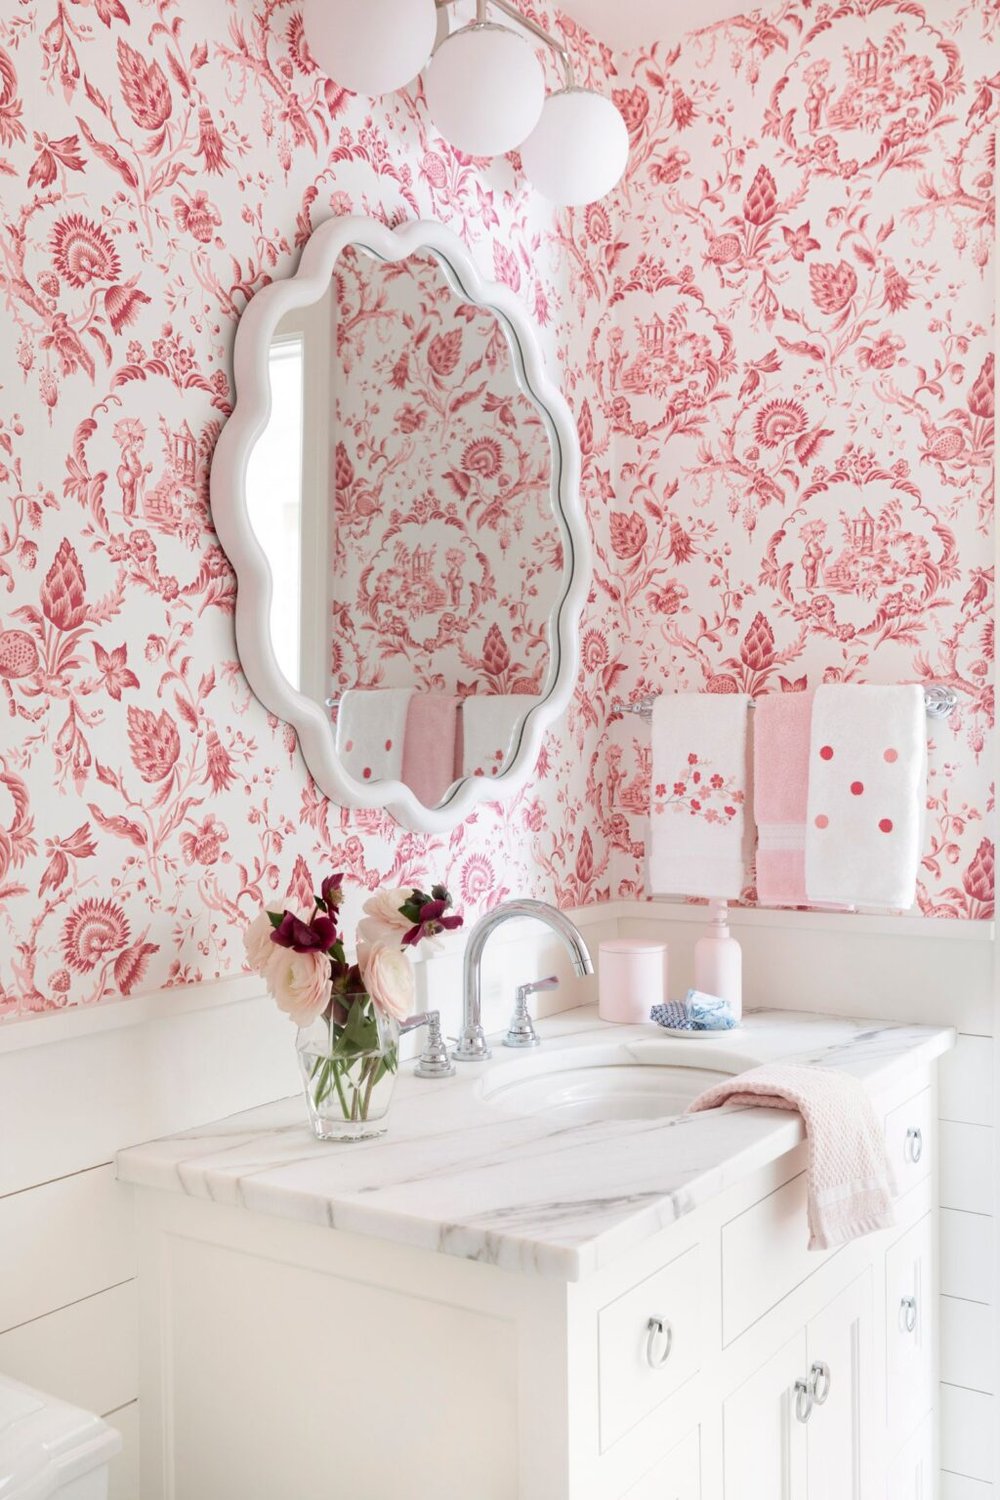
[434,0,576,87]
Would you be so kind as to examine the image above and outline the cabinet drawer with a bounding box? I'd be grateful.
[621,1428,700,1499]
[598,1245,702,1453]
[885,1088,933,1197]
[885,1213,934,1446]
[722,1173,834,1343]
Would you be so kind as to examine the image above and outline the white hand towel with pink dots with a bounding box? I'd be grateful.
[805,684,927,910]
[336,687,413,788]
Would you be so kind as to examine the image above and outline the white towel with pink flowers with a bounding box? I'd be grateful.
[647,692,752,899]
[688,1062,895,1251]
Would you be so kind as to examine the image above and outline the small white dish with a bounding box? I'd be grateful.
[654,1025,744,1040]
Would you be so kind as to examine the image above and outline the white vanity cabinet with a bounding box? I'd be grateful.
[723,1273,872,1500]
[118,1013,951,1500]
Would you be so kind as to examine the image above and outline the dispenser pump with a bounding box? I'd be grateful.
[693,900,742,1022]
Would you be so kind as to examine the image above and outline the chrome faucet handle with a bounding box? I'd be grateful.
[400,1010,455,1078]
[503,975,558,1050]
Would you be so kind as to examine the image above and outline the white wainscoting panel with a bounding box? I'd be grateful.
[941,1210,994,1305]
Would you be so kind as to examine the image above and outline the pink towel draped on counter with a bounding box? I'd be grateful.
[753,690,814,905]
[688,1063,895,1251]
[400,694,459,808]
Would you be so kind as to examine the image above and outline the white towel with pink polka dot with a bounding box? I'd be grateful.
[336,688,412,788]
[804,684,926,910]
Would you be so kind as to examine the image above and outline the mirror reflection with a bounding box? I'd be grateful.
[246,245,564,808]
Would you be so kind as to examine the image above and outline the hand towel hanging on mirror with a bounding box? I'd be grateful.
[647,693,753,900]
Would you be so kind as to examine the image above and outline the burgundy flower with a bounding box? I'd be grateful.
[270,910,338,953]
[809,260,857,315]
[401,899,463,948]
[320,872,345,911]
[51,214,120,287]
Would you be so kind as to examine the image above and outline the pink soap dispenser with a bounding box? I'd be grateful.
[694,901,742,1022]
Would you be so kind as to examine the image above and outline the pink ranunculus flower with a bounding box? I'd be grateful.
[360,941,414,1023]
[357,887,414,948]
[244,909,279,976]
[267,947,333,1028]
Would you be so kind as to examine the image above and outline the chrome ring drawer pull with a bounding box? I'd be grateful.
[810,1361,831,1406]
[645,1315,673,1369]
[794,1378,814,1424]
[905,1126,923,1164]
[901,1295,918,1334]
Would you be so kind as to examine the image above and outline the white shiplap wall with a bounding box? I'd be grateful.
[0,901,993,1495]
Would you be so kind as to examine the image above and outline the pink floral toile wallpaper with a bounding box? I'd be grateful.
[0,0,995,1019]
[331,248,560,697]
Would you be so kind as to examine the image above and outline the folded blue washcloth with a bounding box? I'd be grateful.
[650,990,737,1032]
[650,1002,696,1030]
[686,989,737,1030]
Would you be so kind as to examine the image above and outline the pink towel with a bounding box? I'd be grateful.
[688,1063,895,1251]
[753,691,813,905]
[401,694,459,808]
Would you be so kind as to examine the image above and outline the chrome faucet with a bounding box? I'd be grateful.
[453,899,595,1061]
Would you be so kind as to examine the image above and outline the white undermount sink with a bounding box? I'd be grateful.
[478,1039,754,1126]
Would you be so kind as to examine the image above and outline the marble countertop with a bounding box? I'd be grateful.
[116,1006,953,1282]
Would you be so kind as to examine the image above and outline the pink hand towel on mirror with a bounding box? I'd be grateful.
[753,690,814,905]
[688,1063,895,1251]
[401,694,459,809]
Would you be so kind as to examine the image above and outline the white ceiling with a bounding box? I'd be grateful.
[556,0,743,49]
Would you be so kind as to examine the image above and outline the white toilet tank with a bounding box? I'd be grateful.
[0,1375,121,1499]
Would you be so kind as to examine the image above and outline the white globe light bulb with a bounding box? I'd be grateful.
[303,0,437,96]
[424,23,546,158]
[521,88,630,206]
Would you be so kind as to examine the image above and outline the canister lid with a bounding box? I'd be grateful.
[599,938,667,953]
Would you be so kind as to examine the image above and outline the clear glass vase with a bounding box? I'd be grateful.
[296,995,400,1142]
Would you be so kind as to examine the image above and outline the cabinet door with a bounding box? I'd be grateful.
[723,1333,807,1500]
[623,1428,700,1498]
[887,1416,934,1500]
[885,1213,935,1447]
[804,1272,872,1500]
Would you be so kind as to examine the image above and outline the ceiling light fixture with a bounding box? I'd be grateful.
[302,0,629,205]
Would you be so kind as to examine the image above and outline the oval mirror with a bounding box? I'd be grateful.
[210,217,589,832]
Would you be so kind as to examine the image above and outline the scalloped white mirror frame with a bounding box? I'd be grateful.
[210,216,591,833]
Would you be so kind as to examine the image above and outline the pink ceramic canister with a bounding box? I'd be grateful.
[598,938,668,1024]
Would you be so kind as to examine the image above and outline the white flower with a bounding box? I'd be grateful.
[360,940,414,1023]
[244,909,279,977]
[266,948,332,1028]
[358,887,414,948]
